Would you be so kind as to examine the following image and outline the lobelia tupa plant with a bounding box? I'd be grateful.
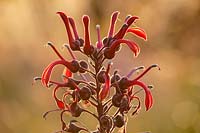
[34,11,160,133]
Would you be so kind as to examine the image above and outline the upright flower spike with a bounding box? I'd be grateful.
[57,12,80,51]
[83,15,93,55]
[36,11,158,133]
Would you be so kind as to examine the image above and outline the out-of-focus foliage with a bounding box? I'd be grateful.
[0,0,200,133]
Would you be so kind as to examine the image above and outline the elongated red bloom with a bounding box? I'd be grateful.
[53,85,65,109]
[83,15,92,55]
[104,39,140,59]
[108,11,119,38]
[127,27,147,40]
[68,17,79,40]
[41,60,78,87]
[99,63,112,101]
[57,12,74,46]
[114,16,139,39]
[96,25,103,49]
[130,80,153,111]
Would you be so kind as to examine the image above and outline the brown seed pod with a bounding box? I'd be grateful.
[79,87,91,100]
[112,93,123,107]
[100,115,113,130]
[70,60,80,73]
[113,114,125,128]
[79,60,88,73]
[97,70,106,83]
[70,102,83,117]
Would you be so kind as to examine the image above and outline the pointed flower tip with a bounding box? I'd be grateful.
[151,64,161,70]
[56,11,64,15]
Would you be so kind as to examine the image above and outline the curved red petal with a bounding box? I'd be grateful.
[99,63,112,101]
[53,85,65,109]
[108,11,120,38]
[62,67,72,83]
[41,63,53,87]
[83,15,91,55]
[42,60,72,87]
[109,39,140,57]
[130,80,153,111]
[57,12,74,47]
[127,27,147,41]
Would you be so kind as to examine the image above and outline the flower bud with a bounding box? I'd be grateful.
[111,74,121,84]
[79,60,88,73]
[119,77,129,90]
[97,70,106,83]
[79,87,91,100]
[70,60,80,73]
[104,47,115,59]
[119,96,130,114]
[100,115,113,130]
[70,102,83,117]
[67,121,87,133]
[112,94,123,107]
[114,115,125,128]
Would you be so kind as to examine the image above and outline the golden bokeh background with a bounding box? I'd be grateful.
[0,0,200,133]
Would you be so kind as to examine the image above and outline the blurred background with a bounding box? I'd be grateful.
[0,0,200,133]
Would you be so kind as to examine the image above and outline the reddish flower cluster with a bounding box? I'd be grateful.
[34,11,159,133]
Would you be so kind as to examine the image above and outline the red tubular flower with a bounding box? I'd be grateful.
[114,16,139,39]
[53,85,65,109]
[130,81,153,111]
[99,63,112,101]
[41,60,79,87]
[68,17,79,40]
[83,15,93,55]
[107,11,119,38]
[104,39,140,59]
[96,25,103,49]
[57,12,80,51]
[127,27,147,41]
